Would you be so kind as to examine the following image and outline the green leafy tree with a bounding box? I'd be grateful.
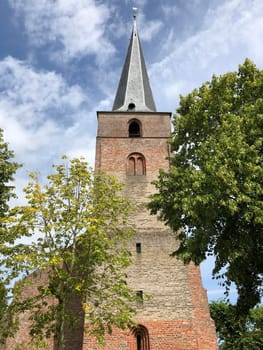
[0,128,20,217]
[9,157,136,350]
[0,129,21,343]
[149,59,263,315]
[210,301,263,349]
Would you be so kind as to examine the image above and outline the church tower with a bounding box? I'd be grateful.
[84,12,217,350]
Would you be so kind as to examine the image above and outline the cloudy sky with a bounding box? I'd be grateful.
[1,0,262,301]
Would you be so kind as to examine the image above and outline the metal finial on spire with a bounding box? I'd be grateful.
[133,7,137,21]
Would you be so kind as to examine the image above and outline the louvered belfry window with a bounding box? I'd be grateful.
[129,120,141,137]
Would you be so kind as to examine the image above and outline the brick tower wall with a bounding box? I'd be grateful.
[1,111,217,350]
[2,270,84,350]
[83,111,217,350]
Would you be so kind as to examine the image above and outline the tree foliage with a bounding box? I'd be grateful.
[0,128,20,217]
[7,157,135,349]
[0,129,21,343]
[149,59,263,314]
[210,301,263,349]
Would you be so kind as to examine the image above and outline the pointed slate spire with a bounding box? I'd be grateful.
[112,9,156,112]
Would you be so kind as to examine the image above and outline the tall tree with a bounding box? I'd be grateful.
[0,128,20,217]
[8,157,135,350]
[149,59,263,315]
[0,129,21,344]
[210,301,263,350]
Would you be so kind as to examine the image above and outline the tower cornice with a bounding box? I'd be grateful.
[97,111,171,117]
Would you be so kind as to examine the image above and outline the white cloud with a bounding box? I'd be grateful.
[0,56,95,169]
[140,19,163,42]
[9,0,114,62]
[124,0,148,8]
[150,0,263,112]
[161,4,179,18]
[134,9,163,42]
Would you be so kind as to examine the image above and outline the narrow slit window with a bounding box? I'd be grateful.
[136,243,141,253]
[136,290,143,302]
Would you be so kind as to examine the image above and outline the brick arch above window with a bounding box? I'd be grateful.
[127,153,146,176]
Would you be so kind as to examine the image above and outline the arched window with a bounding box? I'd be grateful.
[128,156,136,176]
[130,325,150,350]
[127,153,146,176]
[129,119,141,137]
[137,156,144,175]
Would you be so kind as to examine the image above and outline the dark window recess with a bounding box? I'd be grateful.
[136,290,143,302]
[137,334,142,350]
[128,102,136,112]
[131,325,150,350]
[136,243,141,253]
[129,121,140,137]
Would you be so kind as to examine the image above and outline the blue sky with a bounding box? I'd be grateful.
[1,0,263,302]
